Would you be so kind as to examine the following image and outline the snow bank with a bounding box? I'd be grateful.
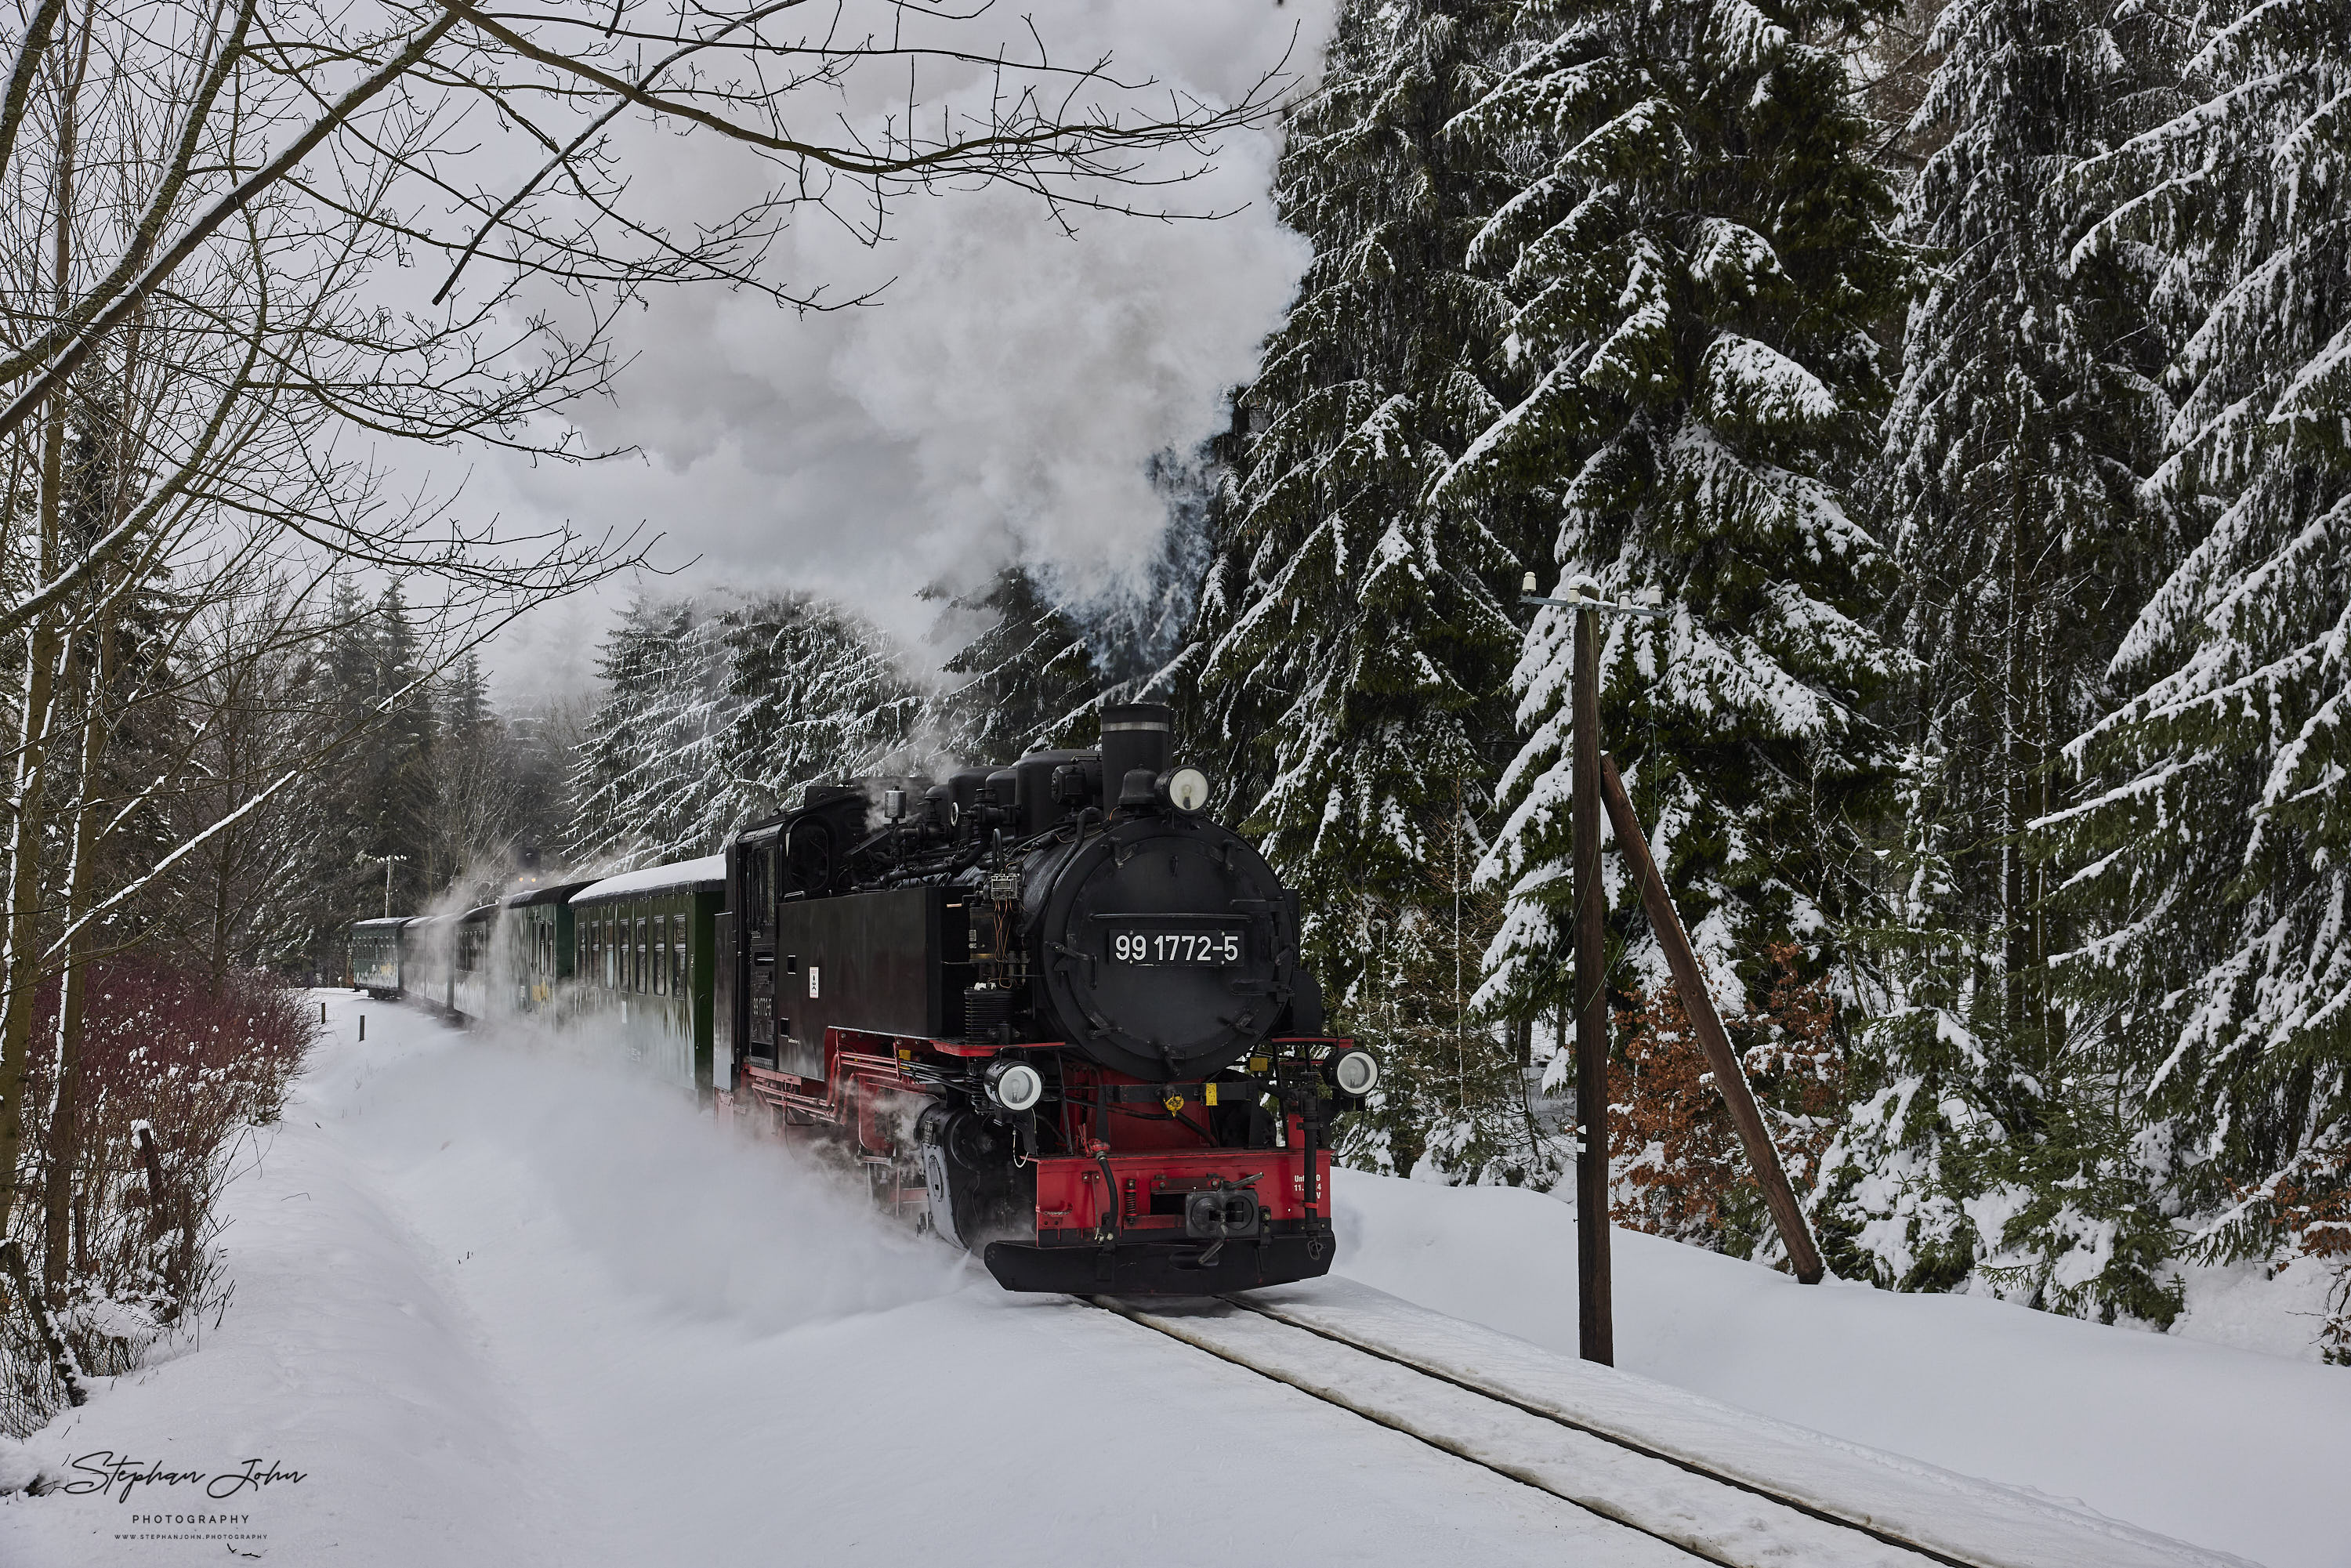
[1329,1170,2351,1568]
[331,1004,962,1332]
[4,997,1660,1566]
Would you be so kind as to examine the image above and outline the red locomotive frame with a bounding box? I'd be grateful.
[719,1024,1349,1293]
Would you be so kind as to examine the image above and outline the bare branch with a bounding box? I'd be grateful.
[0,0,67,188]
[0,8,458,448]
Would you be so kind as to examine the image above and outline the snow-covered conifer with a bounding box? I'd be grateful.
[306,582,442,905]
[1456,0,1909,1041]
[1820,0,2183,1303]
[569,592,927,867]
[929,567,1107,762]
[1336,799,1569,1184]
[2049,0,2351,1305]
[1184,0,1549,1175]
[718,592,929,817]
[568,599,725,866]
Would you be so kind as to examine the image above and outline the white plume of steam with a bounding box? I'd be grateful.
[475,0,1335,704]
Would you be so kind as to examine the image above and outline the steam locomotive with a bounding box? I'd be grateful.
[350,703,1378,1295]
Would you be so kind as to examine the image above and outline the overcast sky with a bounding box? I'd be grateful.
[451,1,1334,708]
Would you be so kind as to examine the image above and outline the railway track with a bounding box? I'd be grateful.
[1085,1288,2237,1568]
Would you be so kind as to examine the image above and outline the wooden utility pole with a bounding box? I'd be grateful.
[1524,570,1829,1362]
[1598,753,1827,1284]
[1570,587,1614,1365]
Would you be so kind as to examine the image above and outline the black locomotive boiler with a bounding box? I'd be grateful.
[712,703,1380,1294]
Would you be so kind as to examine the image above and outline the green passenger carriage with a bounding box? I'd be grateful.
[350,917,408,996]
[566,855,726,1097]
[402,914,452,1012]
[451,903,501,1021]
[506,879,596,1009]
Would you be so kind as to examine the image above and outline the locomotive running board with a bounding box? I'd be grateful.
[983,1234,1334,1297]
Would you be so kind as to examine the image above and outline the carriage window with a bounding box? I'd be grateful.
[636,916,649,993]
[654,914,669,996]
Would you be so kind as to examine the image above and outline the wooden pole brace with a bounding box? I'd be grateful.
[1597,753,1827,1284]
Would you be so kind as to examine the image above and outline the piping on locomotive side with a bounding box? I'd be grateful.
[346,703,1378,1295]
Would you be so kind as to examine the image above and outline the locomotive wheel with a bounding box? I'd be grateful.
[944,1110,1011,1173]
[918,1105,1032,1250]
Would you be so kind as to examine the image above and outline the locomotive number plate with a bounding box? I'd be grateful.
[1110,929,1241,965]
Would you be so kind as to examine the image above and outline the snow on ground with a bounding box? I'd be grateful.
[1334,1175,2351,1568]
[0,994,1669,1566]
[2,990,2345,1566]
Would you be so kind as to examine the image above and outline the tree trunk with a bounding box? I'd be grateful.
[0,49,78,1244]
[0,538,65,1247]
[43,618,117,1305]
[2002,447,2028,1053]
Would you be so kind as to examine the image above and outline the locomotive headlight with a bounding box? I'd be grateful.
[1161,766,1211,813]
[1331,1048,1381,1097]
[984,1058,1045,1114]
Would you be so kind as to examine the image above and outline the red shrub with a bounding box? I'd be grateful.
[3,962,313,1434]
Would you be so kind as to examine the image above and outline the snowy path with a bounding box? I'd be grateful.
[3,991,2342,1566]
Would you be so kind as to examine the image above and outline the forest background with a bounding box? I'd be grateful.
[48,0,2351,1364]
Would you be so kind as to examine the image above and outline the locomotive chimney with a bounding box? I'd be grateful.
[1099,703,1172,797]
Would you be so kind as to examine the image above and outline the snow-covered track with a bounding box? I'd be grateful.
[1086,1279,2250,1568]
[1091,1292,1943,1566]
